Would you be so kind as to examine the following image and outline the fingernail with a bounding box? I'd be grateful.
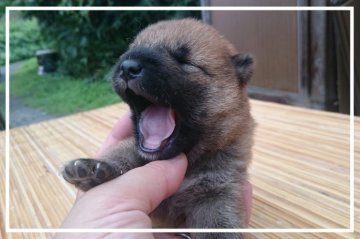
[169,153,187,167]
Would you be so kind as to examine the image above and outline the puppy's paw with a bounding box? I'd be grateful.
[62,158,118,191]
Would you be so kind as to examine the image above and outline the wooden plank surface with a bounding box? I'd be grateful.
[0,100,359,239]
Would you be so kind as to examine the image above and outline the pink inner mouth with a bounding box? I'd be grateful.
[139,105,176,151]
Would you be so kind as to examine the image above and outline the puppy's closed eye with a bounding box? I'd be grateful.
[181,63,200,73]
[171,45,191,64]
[170,46,206,74]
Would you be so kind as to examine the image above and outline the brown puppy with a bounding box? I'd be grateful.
[63,18,254,239]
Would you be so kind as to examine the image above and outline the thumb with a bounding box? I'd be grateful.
[92,153,188,214]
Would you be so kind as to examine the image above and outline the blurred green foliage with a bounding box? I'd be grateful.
[0,13,46,65]
[12,18,46,64]
[0,19,4,66]
[1,0,201,78]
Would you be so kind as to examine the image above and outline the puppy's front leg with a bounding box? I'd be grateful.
[62,137,143,191]
[187,187,246,239]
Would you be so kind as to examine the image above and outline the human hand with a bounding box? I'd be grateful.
[55,111,252,239]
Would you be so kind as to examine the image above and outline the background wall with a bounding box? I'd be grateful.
[205,0,359,115]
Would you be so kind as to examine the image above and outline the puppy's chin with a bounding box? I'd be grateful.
[135,132,182,161]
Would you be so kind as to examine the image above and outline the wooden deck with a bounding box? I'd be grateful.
[0,100,359,239]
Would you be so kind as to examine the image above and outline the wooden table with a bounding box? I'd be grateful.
[1,100,359,239]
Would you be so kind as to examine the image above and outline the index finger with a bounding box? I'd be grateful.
[96,110,133,156]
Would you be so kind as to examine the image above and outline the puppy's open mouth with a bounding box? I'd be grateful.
[139,105,176,152]
[124,87,177,155]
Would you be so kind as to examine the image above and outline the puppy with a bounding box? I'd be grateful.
[63,18,254,239]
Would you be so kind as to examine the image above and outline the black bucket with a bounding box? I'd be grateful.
[36,49,59,74]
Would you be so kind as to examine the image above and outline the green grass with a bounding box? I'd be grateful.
[1,58,120,115]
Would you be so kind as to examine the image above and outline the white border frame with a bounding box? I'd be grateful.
[5,6,355,234]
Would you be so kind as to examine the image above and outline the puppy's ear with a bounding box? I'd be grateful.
[231,54,254,85]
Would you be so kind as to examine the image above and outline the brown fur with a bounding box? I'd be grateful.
[63,19,255,239]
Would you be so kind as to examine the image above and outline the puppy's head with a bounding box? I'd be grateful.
[113,19,254,161]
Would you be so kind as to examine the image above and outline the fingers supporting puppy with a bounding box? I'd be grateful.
[88,153,188,214]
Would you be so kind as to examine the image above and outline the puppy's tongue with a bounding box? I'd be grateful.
[139,105,175,150]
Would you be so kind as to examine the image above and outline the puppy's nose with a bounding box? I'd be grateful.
[120,60,142,81]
